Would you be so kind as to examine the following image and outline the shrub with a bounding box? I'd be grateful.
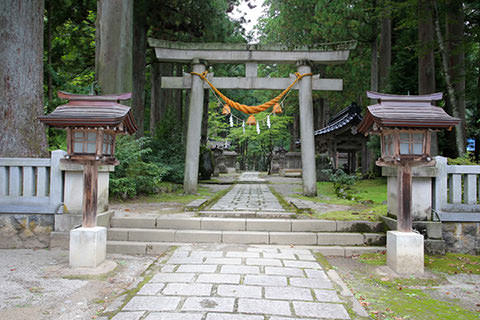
[325,169,358,200]
[110,135,167,199]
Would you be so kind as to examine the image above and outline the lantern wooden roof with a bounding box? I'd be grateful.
[357,91,460,134]
[39,91,137,134]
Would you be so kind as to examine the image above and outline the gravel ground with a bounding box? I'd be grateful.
[0,249,156,320]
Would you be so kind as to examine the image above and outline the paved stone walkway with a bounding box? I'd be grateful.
[210,172,284,212]
[210,184,284,212]
[113,244,352,320]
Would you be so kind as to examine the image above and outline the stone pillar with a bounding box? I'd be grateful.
[184,61,206,194]
[297,61,317,196]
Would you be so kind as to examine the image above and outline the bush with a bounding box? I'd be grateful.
[325,169,358,200]
[110,136,168,199]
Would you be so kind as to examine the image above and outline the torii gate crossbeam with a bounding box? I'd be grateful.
[148,39,354,196]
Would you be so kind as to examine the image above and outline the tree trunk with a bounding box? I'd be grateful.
[370,37,379,100]
[433,0,465,157]
[132,0,146,137]
[96,0,133,95]
[446,0,466,154]
[0,0,48,157]
[418,0,438,155]
[46,0,53,104]
[150,62,161,134]
[379,10,391,91]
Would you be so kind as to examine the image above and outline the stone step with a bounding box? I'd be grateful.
[107,228,386,246]
[111,216,385,233]
[198,211,296,219]
[106,240,386,257]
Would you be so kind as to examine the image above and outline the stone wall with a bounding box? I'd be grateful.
[0,214,53,249]
[442,222,480,255]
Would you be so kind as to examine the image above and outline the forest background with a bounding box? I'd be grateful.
[0,0,479,198]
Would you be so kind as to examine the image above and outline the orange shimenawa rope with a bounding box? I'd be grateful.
[191,71,312,115]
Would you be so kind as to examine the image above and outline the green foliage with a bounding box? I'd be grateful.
[325,169,359,200]
[110,136,168,199]
[447,153,477,165]
[148,110,185,184]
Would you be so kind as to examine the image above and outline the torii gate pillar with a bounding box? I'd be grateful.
[297,61,317,196]
[184,61,206,194]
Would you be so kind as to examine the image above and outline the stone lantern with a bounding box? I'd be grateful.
[39,91,137,268]
[357,91,459,274]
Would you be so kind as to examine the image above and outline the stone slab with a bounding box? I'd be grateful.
[246,219,291,232]
[222,231,268,244]
[291,220,336,232]
[269,232,317,245]
[123,296,181,311]
[293,301,350,319]
[220,265,260,274]
[289,277,333,289]
[237,298,292,316]
[182,297,235,313]
[128,229,175,242]
[145,313,203,320]
[112,312,145,320]
[283,260,322,269]
[150,273,195,283]
[265,266,304,277]
[162,283,212,296]
[111,217,156,229]
[175,230,222,243]
[317,233,364,246]
[244,275,287,286]
[137,283,165,295]
[246,258,282,266]
[197,274,241,284]
[217,284,262,298]
[313,289,342,302]
[205,314,264,320]
[176,264,218,273]
[201,217,246,231]
[156,217,201,230]
[265,286,313,301]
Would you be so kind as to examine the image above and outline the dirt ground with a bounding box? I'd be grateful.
[0,249,156,320]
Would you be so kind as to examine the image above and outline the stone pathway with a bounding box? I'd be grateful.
[112,244,352,320]
[210,184,284,212]
[209,172,284,213]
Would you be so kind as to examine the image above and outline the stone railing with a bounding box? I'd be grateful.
[433,156,480,221]
[0,150,65,214]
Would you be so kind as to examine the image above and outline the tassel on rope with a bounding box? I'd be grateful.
[229,114,233,127]
[242,121,245,134]
[256,121,260,134]
[246,114,256,126]
[267,114,271,128]
[272,103,283,114]
[222,104,231,115]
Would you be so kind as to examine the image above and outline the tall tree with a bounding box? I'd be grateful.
[132,0,147,137]
[418,0,438,154]
[0,0,48,157]
[379,2,392,91]
[95,0,133,94]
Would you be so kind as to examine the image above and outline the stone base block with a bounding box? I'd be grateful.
[69,227,106,268]
[387,231,424,274]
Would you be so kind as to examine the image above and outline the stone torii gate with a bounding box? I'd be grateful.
[148,39,353,196]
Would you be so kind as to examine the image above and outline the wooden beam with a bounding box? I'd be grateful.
[161,74,343,91]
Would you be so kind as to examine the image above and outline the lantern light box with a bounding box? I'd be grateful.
[39,91,137,227]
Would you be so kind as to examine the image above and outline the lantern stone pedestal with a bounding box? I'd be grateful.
[69,226,107,268]
[387,231,424,274]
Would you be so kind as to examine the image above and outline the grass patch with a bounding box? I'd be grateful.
[357,278,479,320]
[315,252,333,271]
[426,253,480,275]
[358,252,480,275]
[111,184,214,205]
[269,186,296,212]
[297,178,388,221]
[358,252,387,265]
